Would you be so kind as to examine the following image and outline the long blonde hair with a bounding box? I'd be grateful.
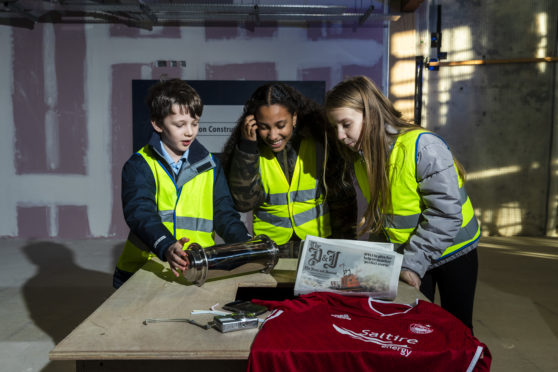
[325,76,465,236]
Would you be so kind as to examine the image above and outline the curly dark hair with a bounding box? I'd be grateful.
[221,82,327,175]
[221,82,353,202]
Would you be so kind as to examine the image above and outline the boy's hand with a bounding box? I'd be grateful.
[242,114,258,141]
[165,237,190,277]
[400,269,421,290]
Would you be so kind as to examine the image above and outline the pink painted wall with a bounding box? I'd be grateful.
[13,24,86,175]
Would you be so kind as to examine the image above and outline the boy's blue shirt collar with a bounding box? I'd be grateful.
[160,140,189,175]
[147,132,209,165]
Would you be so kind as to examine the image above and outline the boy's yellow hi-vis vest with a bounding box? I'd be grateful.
[354,129,480,259]
[116,146,215,274]
[254,138,331,245]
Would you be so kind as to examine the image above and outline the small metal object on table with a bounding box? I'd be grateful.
[143,318,214,330]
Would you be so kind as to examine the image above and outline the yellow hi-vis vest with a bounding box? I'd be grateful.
[354,129,480,260]
[116,146,215,274]
[254,138,331,245]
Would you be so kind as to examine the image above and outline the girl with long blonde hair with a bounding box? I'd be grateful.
[325,76,480,330]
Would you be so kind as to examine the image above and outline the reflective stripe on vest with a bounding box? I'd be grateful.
[254,138,331,245]
[354,129,480,259]
[116,146,215,274]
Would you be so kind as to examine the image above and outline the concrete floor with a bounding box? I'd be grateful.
[1,237,557,372]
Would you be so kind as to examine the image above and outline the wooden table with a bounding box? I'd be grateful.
[50,258,426,372]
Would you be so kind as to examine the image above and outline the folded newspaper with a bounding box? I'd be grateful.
[294,235,403,300]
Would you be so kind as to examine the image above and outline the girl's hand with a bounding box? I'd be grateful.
[165,237,190,277]
[400,269,421,290]
[241,114,258,142]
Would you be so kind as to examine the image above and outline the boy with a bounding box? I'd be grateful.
[113,79,251,289]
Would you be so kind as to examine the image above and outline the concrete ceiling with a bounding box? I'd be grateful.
[0,1,403,30]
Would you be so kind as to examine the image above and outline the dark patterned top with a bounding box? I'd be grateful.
[227,128,357,241]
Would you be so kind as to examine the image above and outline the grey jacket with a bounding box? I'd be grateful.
[389,131,479,277]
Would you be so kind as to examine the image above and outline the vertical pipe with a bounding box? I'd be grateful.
[382,0,390,95]
[414,56,424,126]
[545,16,558,236]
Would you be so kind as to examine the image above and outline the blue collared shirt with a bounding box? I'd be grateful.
[160,141,189,175]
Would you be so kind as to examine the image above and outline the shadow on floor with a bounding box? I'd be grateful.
[21,241,120,372]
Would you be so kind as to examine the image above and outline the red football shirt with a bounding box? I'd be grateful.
[248,292,491,372]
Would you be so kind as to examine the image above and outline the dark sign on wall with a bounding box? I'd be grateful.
[132,80,325,154]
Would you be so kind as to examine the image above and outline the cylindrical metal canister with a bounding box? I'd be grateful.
[183,235,279,286]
